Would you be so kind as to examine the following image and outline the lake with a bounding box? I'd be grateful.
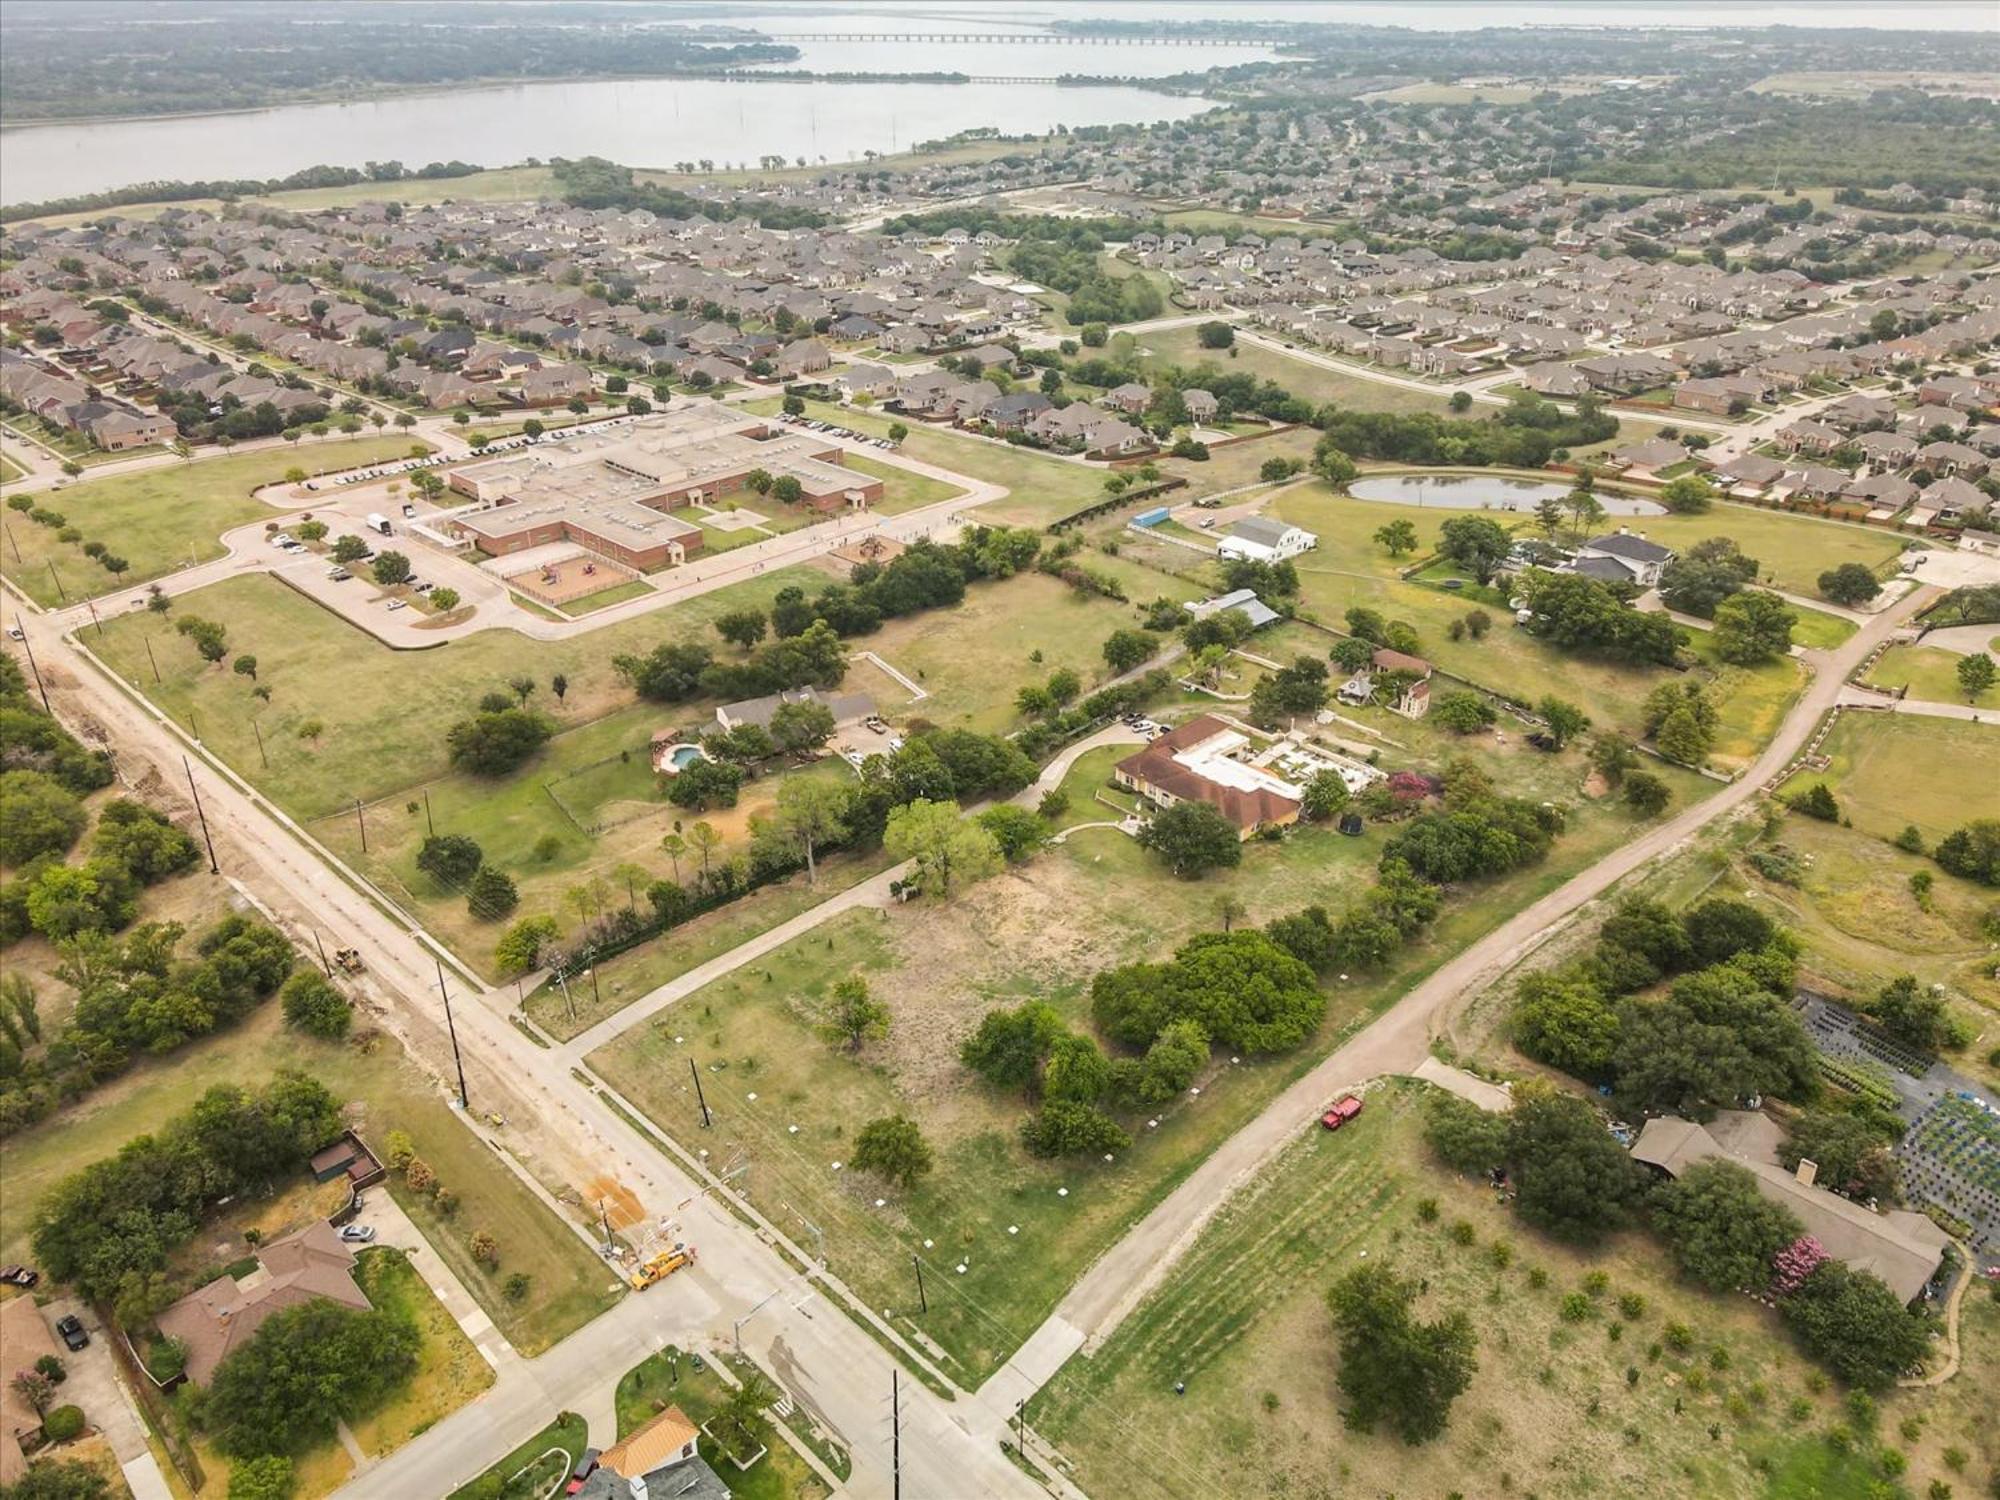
[1346,474,1665,515]
[0,9,1280,208]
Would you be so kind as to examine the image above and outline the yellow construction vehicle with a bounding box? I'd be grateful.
[629,1243,697,1290]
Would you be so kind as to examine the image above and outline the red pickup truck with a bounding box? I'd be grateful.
[1320,1095,1364,1131]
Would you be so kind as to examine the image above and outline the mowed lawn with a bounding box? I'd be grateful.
[0,1003,624,1355]
[88,566,827,819]
[589,736,1708,1381]
[1865,643,1998,707]
[1630,503,1905,599]
[750,398,1109,528]
[1134,326,1456,416]
[1027,1082,1946,1500]
[1778,712,1999,843]
[2,437,429,607]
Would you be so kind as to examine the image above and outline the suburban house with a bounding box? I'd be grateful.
[1566,531,1675,588]
[575,1404,731,1500]
[155,1221,372,1387]
[1,1299,60,1485]
[1338,647,1433,719]
[1114,715,1304,838]
[1217,516,1317,564]
[1631,1111,1951,1306]
[1606,437,1690,475]
[1183,587,1281,631]
[714,685,876,734]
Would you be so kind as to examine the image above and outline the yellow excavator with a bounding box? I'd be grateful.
[629,1242,697,1290]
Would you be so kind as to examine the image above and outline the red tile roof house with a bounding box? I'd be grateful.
[155,1221,371,1387]
[1114,715,1303,838]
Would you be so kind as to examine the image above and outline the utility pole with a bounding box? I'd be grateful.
[312,928,333,977]
[892,1370,902,1500]
[689,1057,712,1128]
[911,1253,928,1315]
[142,634,161,683]
[354,796,368,852]
[16,628,51,711]
[436,954,469,1110]
[250,714,268,768]
[1015,1398,1026,1457]
[422,788,435,836]
[85,600,103,637]
[45,560,65,603]
[181,755,219,874]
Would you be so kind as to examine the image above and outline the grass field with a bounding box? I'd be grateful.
[345,1246,496,1458]
[1865,643,1997,707]
[617,1348,831,1500]
[1786,605,1858,651]
[0,1003,624,1354]
[1631,505,1906,599]
[751,398,1107,527]
[1028,1081,1973,1500]
[87,566,827,819]
[560,579,654,615]
[1778,712,1999,843]
[1135,327,1456,416]
[1,437,428,607]
[1739,815,2000,1058]
[447,1413,588,1500]
[590,730,1710,1381]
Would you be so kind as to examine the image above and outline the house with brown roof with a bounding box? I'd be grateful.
[576,1403,730,1500]
[155,1221,371,1387]
[1632,1112,1949,1305]
[1114,715,1302,837]
[1,1299,60,1485]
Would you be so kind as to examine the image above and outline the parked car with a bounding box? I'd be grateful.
[0,1265,38,1288]
[385,599,408,612]
[337,1224,377,1244]
[55,1314,89,1351]
[1320,1096,1365,1132]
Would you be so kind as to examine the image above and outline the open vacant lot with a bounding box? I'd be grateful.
[1029,1081,1983,1500]
[1629,505,1906,599]
[591,726,1708,1381]
[1135,326,1456,416]
[1780,711,1997,842]
[2,436,428,606]
[88,567,826,818]
[1865,643,1997,707]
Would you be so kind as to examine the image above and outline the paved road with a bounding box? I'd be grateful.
[1022,581,1938,1361]
[4,607,1042,1500]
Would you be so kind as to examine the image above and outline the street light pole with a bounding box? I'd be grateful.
[16,628,52,712]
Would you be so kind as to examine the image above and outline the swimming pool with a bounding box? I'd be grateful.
[666,744,708,771]
[1346,473,1664,515]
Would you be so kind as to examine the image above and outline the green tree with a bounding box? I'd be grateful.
[203,1298,420,1456]
[1655,706,1712,767]
[1818,563,1882,607]
[1781,1108,1900,1201]
[1300,769,1349,821]
[1196,320,1234,349]
[1779,1262,1931,1392]
[1507,1084,1645,1244]
[1789,782,1840,822]
[445,709,552,775]
[1431,691,1496,735]
[822,976,889,1052]
[370,551,412,586]
[1020,1100,1129,1158]
[884,797,1001,897]
[1102,628,1157,674]
[1511,970,1619,1080]
[715,608,768,651]
[960,1001,1064,1095]
[1373,519,1419,557]
[415,833,483,888]
[1622,770,1671,817]
[0,770,87,866]
[769,699,836,754]
[1536,696,1590,749]
[1422,1092,1510,1177]
[279,969,352,1040]
[1652,1159,1803,1292]
[1326,1263,1478,1445]
[1136,800,1243,879]
[1932,819,2000,885]
[1658,474,1716,514]
[330,534,369,564]
[1867,973,1966,1056]
[1614,966,1817,1120]
[1711,590,1796,665]
[977,803,1046,863]
[852,1114,933,1188]
[493,915,560,977]
[773,775,850,884]
[466,866,519,921]
[1957,652,1996,701]
[1437,515,1511,585]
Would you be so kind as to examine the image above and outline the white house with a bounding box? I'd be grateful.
[1217,516,1317,564]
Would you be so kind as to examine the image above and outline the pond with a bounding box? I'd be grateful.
[1346,473,1664,515]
